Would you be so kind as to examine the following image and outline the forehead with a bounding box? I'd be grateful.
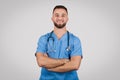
[53,8,68,14]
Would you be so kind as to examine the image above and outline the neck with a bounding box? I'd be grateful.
[53,26,67,39]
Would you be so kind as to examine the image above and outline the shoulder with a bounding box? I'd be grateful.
[38,32,51,42]
[69,32,82,44]
[69,32,80,40]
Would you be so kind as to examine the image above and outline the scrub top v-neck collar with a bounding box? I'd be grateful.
[52,31,68,41]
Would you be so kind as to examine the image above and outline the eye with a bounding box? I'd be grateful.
[62,14,66,17]
[55,14,59,17]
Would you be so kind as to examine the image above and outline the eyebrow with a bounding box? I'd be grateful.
[54,13,67,15]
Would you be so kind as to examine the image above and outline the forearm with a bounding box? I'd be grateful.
[48,61,78,72]
[36,53,69,69]
[48,56,82,72]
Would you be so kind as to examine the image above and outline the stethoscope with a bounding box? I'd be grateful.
[47,31,71,53]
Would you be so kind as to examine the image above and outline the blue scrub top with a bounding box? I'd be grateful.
[36,31,83,80]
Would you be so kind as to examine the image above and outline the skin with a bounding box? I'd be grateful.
[36,8,82,72]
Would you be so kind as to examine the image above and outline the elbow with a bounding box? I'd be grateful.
[74,65,80,70]
[37,61,45,67]
[36,57,45,67]
[36,53,46,67]
[38,63,44,67]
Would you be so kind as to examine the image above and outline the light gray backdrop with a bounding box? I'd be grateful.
[0,0,120,80]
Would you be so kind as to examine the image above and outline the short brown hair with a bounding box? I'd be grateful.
[53,5,68,14]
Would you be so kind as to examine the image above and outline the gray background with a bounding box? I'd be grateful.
[0,0,120,80]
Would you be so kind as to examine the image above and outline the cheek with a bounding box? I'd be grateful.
[64,18,68,22]
[52,18,56,22]
[52,16,56,21]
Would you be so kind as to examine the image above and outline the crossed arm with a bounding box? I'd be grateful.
[36,52,82,72]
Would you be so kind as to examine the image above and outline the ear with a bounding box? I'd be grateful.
[51,16,53,21]
[67,17,69,21]
[66,16,69,22]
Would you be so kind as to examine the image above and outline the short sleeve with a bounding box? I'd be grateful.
[35,36,47,56]
[70,37,83,58]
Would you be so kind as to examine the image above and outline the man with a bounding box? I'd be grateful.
[35,5,83,80]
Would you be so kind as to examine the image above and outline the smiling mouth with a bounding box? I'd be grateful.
[54,21,66,29]
[57,21,64,24]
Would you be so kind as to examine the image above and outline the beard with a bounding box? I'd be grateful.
[53,22,66,29]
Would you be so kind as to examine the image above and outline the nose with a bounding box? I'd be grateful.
[58,16,63,20]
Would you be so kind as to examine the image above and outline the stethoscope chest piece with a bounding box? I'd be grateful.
[66,46,71,52]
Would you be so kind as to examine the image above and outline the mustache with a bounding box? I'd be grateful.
[53,22,66,29]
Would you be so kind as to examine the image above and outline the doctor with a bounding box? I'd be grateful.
[35,5,83,80]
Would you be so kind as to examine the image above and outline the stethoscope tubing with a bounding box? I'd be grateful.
[47,31,71,52]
